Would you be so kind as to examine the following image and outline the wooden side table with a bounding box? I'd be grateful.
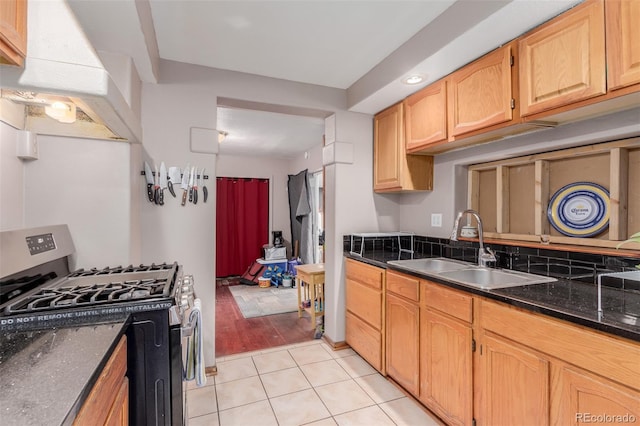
[295,263,325,329]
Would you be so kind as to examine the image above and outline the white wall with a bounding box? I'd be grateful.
[324,111,390,343]
[141,81,218,366]
[23,135,133,269]
[1,121,136,269]
[289,142,323,175]
[0,122,26,230]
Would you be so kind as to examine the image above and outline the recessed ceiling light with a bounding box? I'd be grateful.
[402,74,426,85]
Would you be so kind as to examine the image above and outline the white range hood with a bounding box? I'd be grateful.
[0,0,142,143]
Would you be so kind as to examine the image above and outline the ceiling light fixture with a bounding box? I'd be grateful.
[402,74,426,85]
[44,101,76,123]
[218,130,228,143]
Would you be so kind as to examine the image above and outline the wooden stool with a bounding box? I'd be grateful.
[295,263,325,329]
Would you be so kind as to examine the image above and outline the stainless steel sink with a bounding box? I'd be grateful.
[388,258,472,274]
[387,257,556,289]
[438,268,556,289]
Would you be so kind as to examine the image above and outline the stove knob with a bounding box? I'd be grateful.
[181,294,194,309]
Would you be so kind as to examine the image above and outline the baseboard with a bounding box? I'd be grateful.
[322,335,350,351]
[205,366,217,376]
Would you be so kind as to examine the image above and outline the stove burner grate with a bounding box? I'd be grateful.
[68,263,174,277]
[4,278,171,314]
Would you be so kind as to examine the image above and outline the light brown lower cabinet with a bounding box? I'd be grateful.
[474,331,550,426]
[476,298,640,426]
[345,260,640,426]
[420,281,473,426]
[385,270,420,395]
[74,335,128,426]
[345,258,385,373]
[551,362,640,424]
[105,378,129,426]
[420,308,473,426]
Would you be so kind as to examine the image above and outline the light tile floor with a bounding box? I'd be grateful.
[186,340,443,426]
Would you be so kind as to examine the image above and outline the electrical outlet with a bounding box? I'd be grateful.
[431,213,443,227]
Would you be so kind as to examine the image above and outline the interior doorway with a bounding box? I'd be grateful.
[215,177,269,278]
[309,170,324,263]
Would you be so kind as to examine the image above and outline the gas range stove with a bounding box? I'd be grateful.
[0,225,191,332]
[0,224,195,425]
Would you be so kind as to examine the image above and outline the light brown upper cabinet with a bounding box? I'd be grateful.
[404,79,447,152]
[519,0,606,117]
[0,0,27,66]
[606,0,640,91]
[448,43,517,137]
[373,103,433,193]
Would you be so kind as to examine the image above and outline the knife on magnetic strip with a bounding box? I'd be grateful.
[144,161,154,202]
[181,164,190,206]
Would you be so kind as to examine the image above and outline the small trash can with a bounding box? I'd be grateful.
[282,276,293,287]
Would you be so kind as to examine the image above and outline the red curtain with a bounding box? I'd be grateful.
[216,177,269,277]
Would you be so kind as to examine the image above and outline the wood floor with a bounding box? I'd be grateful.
[215,279,315,357]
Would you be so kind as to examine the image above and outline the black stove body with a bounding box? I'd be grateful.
[0,225,193,425]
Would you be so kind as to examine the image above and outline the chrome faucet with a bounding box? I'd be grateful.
[450,209,496,267]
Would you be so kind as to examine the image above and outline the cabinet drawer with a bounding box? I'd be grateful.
[479,299,640,392]
[346,311,382,372]
[345,259,384,290]
[387,270,420,302]
[422,281,473,323]
[346,279,382,330]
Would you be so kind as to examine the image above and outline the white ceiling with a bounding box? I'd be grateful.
[216,107,325,159]
[149,0,454,90]
[69,0,583,158]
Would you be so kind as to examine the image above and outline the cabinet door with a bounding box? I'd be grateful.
[551,363,640,425]
[74,336,128,426]
[346,311,382,372]
[0,0,27,66]
[386,292,420,395]
[448,44,514,137]
[606,0,640,90]
[373,103,434,193]
[476,332,550,426]
[404,80,447,151]
[420,308,472,426]
[105,377,129,426]
[374,103,403,191]
[519,0,606,116]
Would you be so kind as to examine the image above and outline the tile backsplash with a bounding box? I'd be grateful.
[343,234,640,291]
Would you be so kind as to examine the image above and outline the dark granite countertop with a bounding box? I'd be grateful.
[346,251,640,342]
[0,321,128,426]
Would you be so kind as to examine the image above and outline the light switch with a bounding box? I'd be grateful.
[431,213,443,227]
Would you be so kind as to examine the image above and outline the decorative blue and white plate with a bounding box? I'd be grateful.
[547,182,610,237]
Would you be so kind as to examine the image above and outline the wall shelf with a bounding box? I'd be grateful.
[467,137,640,251]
